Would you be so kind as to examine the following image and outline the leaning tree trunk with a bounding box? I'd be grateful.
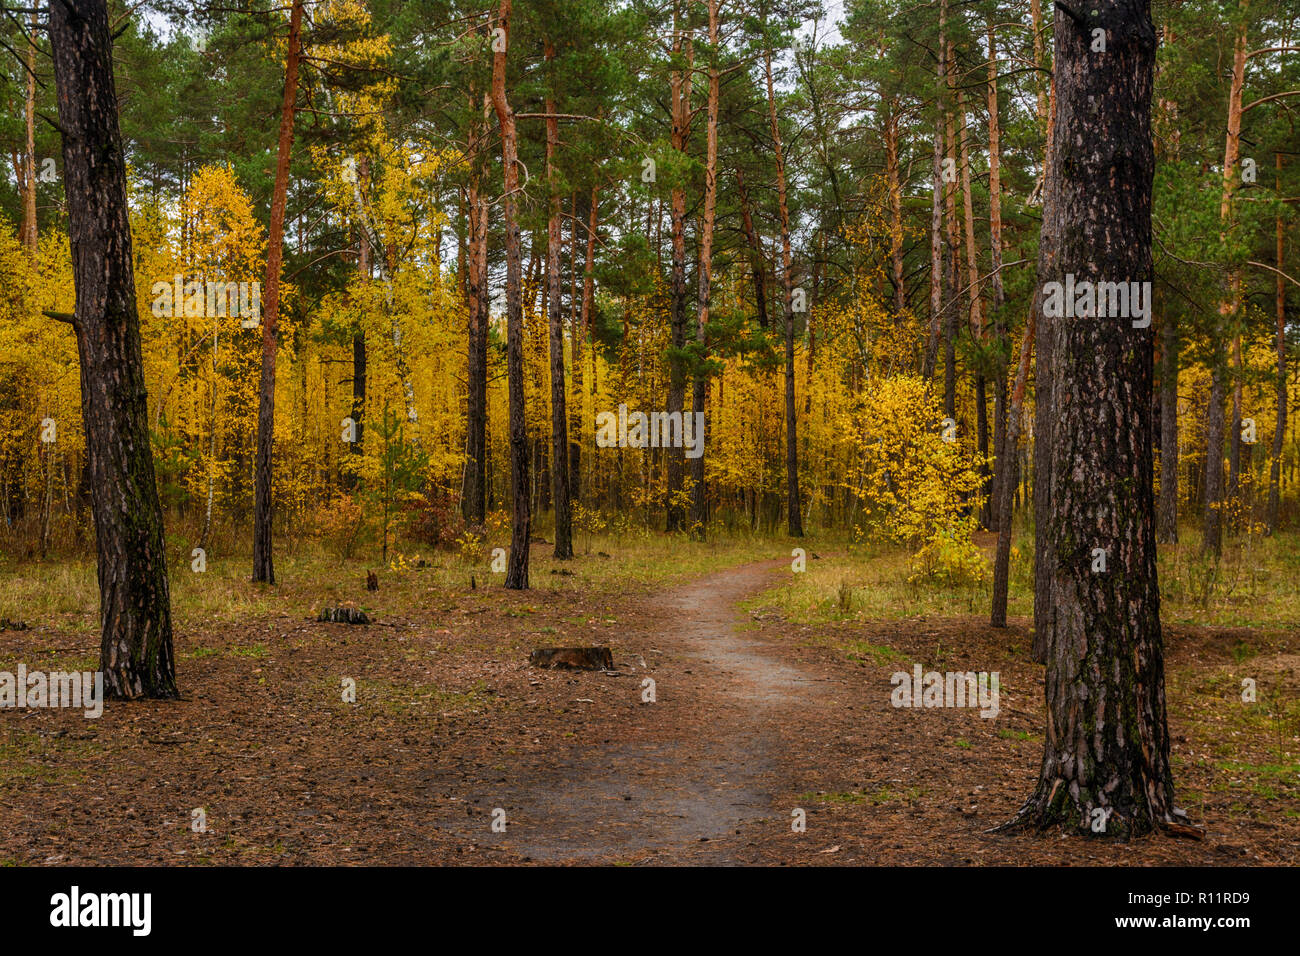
[49,0,177,698]
[1001,0,1175,837]
[492,0,530,589]
[252,0,304,585]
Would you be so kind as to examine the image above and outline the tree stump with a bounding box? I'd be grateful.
[318,607,371,625]
[528,647,613,671]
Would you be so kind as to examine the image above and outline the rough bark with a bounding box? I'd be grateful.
[49,0,177,698]
[1001,0,1174,837]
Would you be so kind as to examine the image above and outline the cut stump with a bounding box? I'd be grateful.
[318,607,371,625]
[529,647,613,671]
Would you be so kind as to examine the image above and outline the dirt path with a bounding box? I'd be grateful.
[469,561,818,863]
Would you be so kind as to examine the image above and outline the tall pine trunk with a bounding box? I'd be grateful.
[765,43,803,537]
[544,42,572,559]
[1002,0,1174,837]
[463,89,490,525]
[1032,70,1058,664]
[21,11,38,256]
[665,11,691,532]
[1266,154,1287,533]
[252,0,304,585]
[1206,7,1249,557]
[49,0,177,698]
[492,0,530,589]
[575,185,598,506]
[689,5,719,537]
[991,314,1034,627]
[1157,314,1179,541]
[986,23,1008,533]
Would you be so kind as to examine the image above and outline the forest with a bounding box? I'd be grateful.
[0,0,1297,878]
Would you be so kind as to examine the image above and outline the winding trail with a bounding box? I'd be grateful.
[482,561,821,863]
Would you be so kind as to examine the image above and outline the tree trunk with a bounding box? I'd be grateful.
[1266,153,1287,533]
[765,43,803,537]
[463,89,489,525]
[885,105,906,320]
[991,313,1034,627]
[1002,0,1174,837]
[1032,70,1058,664]
[690,2,720,537]
[736,168,769,331]
[252,0,304,585]
[492,0,530,589]
[351,156,370,482]
[576,185,598,506]
[942,20,959,421]
[923,102,944,381]
[21,11,38,256]
[544,42,572,559]
[986,22,1008,534]
[665,11,692,533]
[1206,6,1249,557]
[49,0,177,698]
[1228,335,1243,506]
[1157,313,1179,542]
[957,89,990,527]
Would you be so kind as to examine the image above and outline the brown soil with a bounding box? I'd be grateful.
[0,557,1294,865]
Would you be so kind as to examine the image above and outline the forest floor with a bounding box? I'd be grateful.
[0,535,1296,866]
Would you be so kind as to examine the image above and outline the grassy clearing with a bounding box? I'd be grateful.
[745,524,1300,632]
[0,532,783,638]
